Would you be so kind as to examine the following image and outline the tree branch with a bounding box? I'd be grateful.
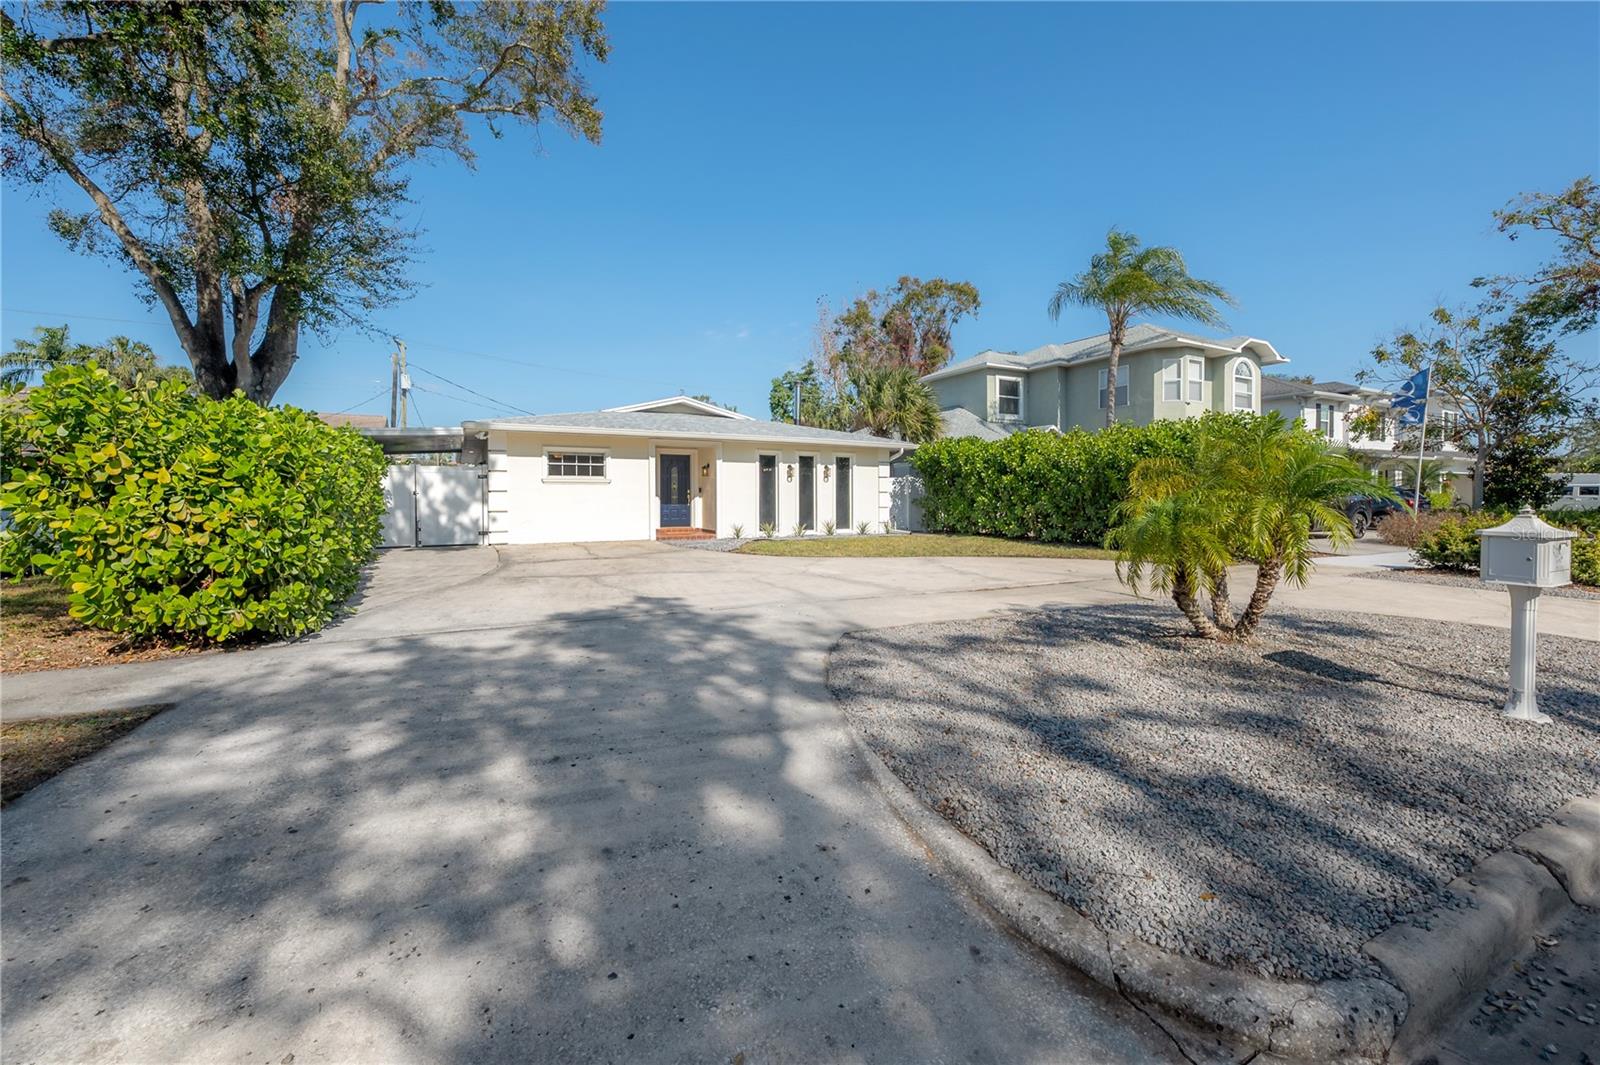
[0,85,198,353]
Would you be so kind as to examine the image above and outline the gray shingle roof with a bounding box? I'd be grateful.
[928,324,1281,381]
[938,407,1025,441]
[463,409,908,448]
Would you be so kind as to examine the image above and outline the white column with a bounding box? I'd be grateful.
[1501,584,1550,723]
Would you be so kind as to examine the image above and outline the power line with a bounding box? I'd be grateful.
[329,386,390,414]
[410,382,529,418]
[408,362,538,415]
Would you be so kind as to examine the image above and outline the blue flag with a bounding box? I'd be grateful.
[1390,367,1430,411]
[1398,402,1426,427]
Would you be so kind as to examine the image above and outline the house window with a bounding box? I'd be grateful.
[1186,358,1204,402]
[546,451,607,479]
[1162,359,1181,402]
[1098,364,1129,409]
[1231,361,1256,411]
[996,376,1023,419]
[1316,403,1335,438]
[1440,409,1460,438]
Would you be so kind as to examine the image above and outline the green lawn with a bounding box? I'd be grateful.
[736,533,1115,559]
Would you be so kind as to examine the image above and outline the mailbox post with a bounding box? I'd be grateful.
[1477,507,1577,723]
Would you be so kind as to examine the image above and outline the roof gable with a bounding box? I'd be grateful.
[923,324,1287,383]
[604,395,750,419]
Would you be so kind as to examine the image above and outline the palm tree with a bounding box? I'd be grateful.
[849,365,942,443]
[1111,413,1392,640]
[2,324,191,390]
[1047,228,1234,427]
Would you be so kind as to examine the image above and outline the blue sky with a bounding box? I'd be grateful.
[3,2,1597,424]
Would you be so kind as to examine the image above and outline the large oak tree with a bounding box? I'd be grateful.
[1,1,607,404]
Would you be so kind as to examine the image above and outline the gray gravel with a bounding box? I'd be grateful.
[1351,567,1600,601]
[829,604,1600,984]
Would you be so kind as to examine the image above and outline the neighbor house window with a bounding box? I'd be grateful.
[1186,358,1204,402]
[1162,359,1181,402]
[1231,361,1256,411]
[1316,403,1335,438]
[546,451,607,479]
[996,376,1023,419]
[1098,364,1129,409]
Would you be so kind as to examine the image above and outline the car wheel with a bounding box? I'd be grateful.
[1351,512,1369,539]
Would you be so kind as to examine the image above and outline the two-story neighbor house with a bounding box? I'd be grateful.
[921,324,1289,435]
[1260,376,1476,502]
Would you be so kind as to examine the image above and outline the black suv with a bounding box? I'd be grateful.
[1344,491,1426,538]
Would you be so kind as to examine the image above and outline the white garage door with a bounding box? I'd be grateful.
[382,465,485,547]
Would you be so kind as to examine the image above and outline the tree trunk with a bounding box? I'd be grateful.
[1209,567,1237,631]
[1105,323,1123,428]
[1172,564,1222,639]
[1232,558,1283,641]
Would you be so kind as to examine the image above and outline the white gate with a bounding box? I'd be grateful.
[382,464,484,547]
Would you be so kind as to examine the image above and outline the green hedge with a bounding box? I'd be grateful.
[1412,509,1599,587]
[2,364,386,641]
[911,418,1214,545]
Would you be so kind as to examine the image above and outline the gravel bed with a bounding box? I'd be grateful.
[829,604,1600,984]
[1348,566,1600,600]
[661,537,751,552]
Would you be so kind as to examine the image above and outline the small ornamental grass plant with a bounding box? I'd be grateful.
[1,365,385,642]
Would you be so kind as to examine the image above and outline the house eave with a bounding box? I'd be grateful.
[461,419,913,451]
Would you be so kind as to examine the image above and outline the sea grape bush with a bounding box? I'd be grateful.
[911,417,1216,545]
[1,364,386,641]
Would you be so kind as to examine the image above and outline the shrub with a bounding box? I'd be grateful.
[1375,510,1449,549]
[760,522,775,538]
[822,519,836,535]
[1411,512,1508,571]
[912,417,1213,545]
[855,520,870,535]
[730,523,744,539]
[1,365,385,642]
[1572,535,1599,587]
[1546,509,1600,536]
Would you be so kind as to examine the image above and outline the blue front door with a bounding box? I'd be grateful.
[659,454,692,527]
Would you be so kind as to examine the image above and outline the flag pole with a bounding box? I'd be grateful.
[1410,370,1431,511]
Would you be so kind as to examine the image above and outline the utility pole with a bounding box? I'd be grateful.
[389,338,410,428]
[398,339,409,429]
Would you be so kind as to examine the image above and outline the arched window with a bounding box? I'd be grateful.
[1231,359,1256,411]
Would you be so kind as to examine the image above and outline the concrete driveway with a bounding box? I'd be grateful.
[3,544,1595,1064]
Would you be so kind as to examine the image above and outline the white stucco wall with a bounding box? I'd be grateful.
[486,429,898,544]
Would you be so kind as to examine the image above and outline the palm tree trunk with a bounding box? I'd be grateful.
[1209,567,1237,631]
[1231,558,1283,640]
[1105,323,1123,428]
[1172,564,1222,639]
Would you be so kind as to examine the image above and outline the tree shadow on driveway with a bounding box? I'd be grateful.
[0,594,1194,1064]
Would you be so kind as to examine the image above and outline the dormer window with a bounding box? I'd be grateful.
[996,376,1023,419]
[1231,360,1256,411]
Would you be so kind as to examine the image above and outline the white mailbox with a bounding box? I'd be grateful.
[1477,507,1577,723]
[1479,507,1576,587]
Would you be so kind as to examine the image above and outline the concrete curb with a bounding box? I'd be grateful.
[1365,792,1600,1062]
[849,723,1600,1065]
[847,727,1407,1063]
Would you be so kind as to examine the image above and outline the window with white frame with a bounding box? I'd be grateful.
[1440,408,1461,437]
[1231,360,1256,411]
[1316,403,1335,438]
[996,376,1023,419]
[1162,359,1181,402]
[1186,358,1204,402]
[546,451,607,479]
[1098,364,1129,409]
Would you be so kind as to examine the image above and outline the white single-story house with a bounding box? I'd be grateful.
[458,396,910,544]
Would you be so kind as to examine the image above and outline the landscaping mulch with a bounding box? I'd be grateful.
[1,704,171,805]
[829,604,1600,984]
[1347,566,1600,601]
[1,578,199,674]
